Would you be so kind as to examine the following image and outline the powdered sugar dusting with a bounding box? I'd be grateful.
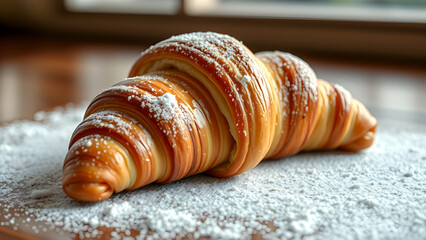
[141,92,178,121]
[140,92,186,139]
[145,32,260,97]
[89,111,135,136]
[0,105,425,240]
[257,51,318,122]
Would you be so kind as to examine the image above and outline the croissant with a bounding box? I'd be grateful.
[63,32,377,202]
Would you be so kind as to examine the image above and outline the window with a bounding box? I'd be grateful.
[1,0,425,61]
[65,0,180,15]
[65,0,426,23]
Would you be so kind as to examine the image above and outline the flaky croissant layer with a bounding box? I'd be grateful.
[63,32,377,202]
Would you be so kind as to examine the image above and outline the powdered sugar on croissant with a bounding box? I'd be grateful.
[63,32,377,202]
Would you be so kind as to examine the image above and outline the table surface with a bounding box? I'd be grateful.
[0,35,425,240]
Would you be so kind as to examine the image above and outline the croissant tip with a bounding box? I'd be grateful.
[340,129,376,152]
[63,182,113,202]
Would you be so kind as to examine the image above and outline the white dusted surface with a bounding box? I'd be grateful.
[0,105,425,240]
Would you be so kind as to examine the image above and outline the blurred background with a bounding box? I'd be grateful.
[0,0,425,124]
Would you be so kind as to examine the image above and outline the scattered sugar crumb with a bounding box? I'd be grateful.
[358,196,378,209]
[30,189,54,199]
[239,75,251,85]
[409,147,419,153]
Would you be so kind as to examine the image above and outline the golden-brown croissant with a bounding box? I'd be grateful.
[63,32,377,202]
